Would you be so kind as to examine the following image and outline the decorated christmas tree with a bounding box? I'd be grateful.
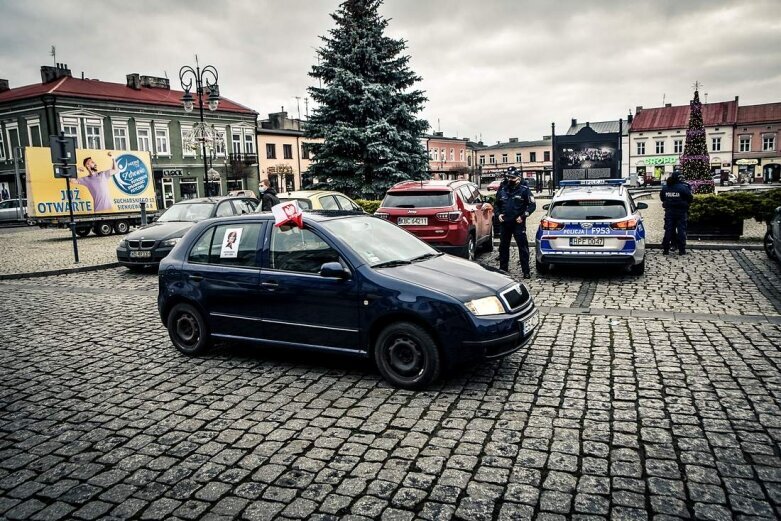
[306,0,430,199]
[679,88,714,194]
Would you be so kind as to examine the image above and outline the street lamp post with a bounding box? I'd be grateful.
[179,57,220,196]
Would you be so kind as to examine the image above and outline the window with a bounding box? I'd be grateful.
[674,140,683,154]
[62,119,80,147]
[85,120,103,149]
[441,148,446,160]
[432,149,438,161]
[459,150,464,162]
[27,120,42,147]
[763,136,776,151]
[269,225,340,273]
[489,155,495,164]
[636,142,645,155]
[283,144,293,159]
[214,130,226,157]
[179,177,199,199]
[302,143,310,160]
[544,151,551,162]
[515,153,522,163]
[479,155,485,165]
[711,137,721,152]
[655,141,664,154]
[180,124,195,157]
[450,148,454,161]
[335,194,360,211]
[0,132,5,160]
[6,126,20,157]
[233,133,242,155]
[113,125,128,150]
[155,126,170,156]
[215,201,235,217]
[266,143,276,159]
[189,223,262,267]
[739,136,751,152]
[244,133,255,154]
[319,195,340,210]
[530,152,537,162]
[136,125,151,152]
[502,154,508,164]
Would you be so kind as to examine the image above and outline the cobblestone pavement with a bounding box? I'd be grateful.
[2,251,781,520]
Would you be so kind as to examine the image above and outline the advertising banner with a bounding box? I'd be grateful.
[25,147,157,217]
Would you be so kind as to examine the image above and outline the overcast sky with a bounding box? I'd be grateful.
[2,0,780,143]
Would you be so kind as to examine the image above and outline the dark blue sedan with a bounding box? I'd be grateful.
[158,212,538,389]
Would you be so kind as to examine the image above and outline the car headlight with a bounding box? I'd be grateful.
[161,238,180,247]
[118,239,127,248]
[464,296,505,316]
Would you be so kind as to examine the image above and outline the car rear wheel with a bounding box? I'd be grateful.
[765,231,777,260]
[94,222,113,236]
[535,259,549,275]
[630,258,646,275]
[167,303,210,355]
[113,220,130,234]
[374,322,440,389]
[460,233,476,261]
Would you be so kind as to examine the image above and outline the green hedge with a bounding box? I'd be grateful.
[689,188,781,224]
[356,199,381,214]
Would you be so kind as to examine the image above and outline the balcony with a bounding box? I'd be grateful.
[229,152,258,166]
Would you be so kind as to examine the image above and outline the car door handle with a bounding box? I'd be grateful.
[188,274,203,282]
[261,281,279,289]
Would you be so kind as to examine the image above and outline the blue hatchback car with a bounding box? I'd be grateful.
[158,212,538,389]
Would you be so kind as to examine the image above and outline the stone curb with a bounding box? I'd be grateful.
[0,262,121,281]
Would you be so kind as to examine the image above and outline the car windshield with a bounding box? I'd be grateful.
[279,198,313,210]
[158,202,215,222]
[381,191,453,208]
[321,216,439,267]
[549,199,627,220]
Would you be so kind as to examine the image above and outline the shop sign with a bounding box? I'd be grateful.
[736,159,759,165]
[163,169,184,177]
[268,165,294,175]
[641,156,678,165]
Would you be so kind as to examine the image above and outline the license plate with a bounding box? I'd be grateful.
[398,217,428,226]
[130,250,152,258]
[521,311,539,336]
[570,237,605,246]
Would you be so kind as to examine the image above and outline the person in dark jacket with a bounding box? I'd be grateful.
[660,172,694,255]
[259,179,280,212]
[497,167,533,277]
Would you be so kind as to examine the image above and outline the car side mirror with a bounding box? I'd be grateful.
[320,262,350,279]
[543,204,550,211]
[636,202,648,210]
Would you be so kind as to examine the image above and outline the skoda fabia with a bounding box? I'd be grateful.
[158,212,538,389]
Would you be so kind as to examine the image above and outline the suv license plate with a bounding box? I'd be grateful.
[570,237,604,246]
[521,311,539,336]
[130,250,152,258]
[398,217,428,226]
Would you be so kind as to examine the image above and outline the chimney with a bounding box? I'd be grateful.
[635,106,643,113]
[735,95,739,103]
[140,75,170,89]
[433,131,443,137]
[0,79,9,93]
[509,137,518,143]
[571,118,577,127]
[665,103,671,108]
[40,63,72,84]
[126,73,141,90]
[627,113,633,124]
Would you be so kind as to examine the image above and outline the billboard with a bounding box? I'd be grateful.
[25,147,157,217]
[554,126,620,183]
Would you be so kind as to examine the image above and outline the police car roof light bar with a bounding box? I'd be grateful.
[558,179,625,187]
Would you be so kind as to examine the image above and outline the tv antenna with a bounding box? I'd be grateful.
[295,96,302,120]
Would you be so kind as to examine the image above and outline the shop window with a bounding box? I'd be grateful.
[180,178,199,200]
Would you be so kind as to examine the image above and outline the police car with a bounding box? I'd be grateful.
[535,179,648,275]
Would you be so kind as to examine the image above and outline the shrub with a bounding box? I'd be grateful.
[356,199,381,214]
[689,189,781,224]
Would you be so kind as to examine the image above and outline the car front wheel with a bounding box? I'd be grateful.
[167,303,210,355]
[374,322,440,389]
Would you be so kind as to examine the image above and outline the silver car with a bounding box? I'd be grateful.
[0,199,27,222]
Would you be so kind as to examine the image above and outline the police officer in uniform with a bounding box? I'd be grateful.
[660,171,693,255]
[497,167,532,277]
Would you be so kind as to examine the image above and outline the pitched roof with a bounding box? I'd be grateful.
[630,100,737,131]
[737,102,781,124]
[481,139,551,151]
[0,76,256,115]
[566,120,627,136]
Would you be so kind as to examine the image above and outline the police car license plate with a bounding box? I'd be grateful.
[130,250,152,258]
[397,217,427,226]
[521,311,539,336]
[570,237,604,246]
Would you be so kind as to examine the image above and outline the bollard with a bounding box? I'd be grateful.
[140,201,147,226]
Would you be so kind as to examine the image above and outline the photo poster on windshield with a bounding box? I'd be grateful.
[220,227,243,258]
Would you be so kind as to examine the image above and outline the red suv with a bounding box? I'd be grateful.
[375,180,494,260]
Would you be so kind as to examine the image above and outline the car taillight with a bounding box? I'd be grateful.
[436,211,462,222]
[374,212,389,219]
[610,219,638,230]
[540,218,564,230]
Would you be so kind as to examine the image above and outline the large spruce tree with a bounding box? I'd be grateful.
[680,89,714,194]
[306,0,430,198]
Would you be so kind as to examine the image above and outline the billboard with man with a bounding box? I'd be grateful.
[25,147,157,217]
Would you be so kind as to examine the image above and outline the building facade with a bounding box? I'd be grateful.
[425,133,469,180]
[733,103,781,183]
[257,111,322,193]
[0,64,258,207]
[629,98,738,184]
[475,137,552,189]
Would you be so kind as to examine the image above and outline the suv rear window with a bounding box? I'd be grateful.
[550,200,627,220]
[382,191,453,208]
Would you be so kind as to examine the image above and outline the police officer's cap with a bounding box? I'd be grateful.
[506,166,520,178]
